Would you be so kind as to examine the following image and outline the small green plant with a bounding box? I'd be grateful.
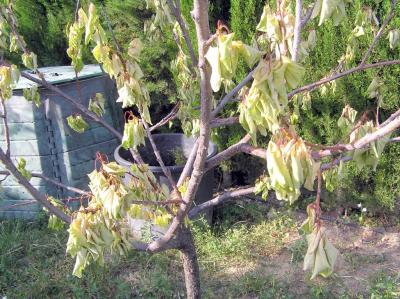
[289,236,308,264]
[170,147,187,166]
[369,272,400,299]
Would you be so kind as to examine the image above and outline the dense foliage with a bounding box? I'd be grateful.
[9,0,399,211]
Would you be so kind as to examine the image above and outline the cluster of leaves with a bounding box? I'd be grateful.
[255,131,319,204]
[239,56,304,141]
[67,161,173,278]
[205,27,262,93]
[170,22,200,135]
[64,2,152,143]
[300,206,338,279]
[45,197,70,231]
[144,0,173,40]
[0,64,19,100]
[22,86,41,107]
[0,2,38,70]
[121,115,145,150]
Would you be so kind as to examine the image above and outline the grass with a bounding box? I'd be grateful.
[0,203,399,298]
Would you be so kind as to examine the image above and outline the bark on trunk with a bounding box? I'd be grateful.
[180,229,201,299]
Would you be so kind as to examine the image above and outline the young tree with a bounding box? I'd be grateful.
[0,0,400,298]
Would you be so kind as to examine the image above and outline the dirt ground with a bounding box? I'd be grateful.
[209,212,400,298]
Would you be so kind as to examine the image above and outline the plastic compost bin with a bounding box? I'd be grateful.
[0,65,123,219]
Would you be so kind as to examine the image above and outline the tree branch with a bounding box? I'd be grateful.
[241,143,267,159]
[360,0,397,66]
[142,120,179,192]
[0,170,89,195]
[288,60,400,99]
[150,102,180,131]
[210,116,239,128]
[31,172,89,196]
[188,187,254,219]
[148,0,212,253]
[166,0,198,68]
[21,72,122,139]
[313,110,400,159]
[204,134,250,171]
[292,0,303,62]
[0,148,71,223]
[177,139,199,186]
[300,2,316,28]
[0,98,10,157]
[211,69,255,117]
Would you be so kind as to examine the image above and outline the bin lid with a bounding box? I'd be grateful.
[13,64,104,90]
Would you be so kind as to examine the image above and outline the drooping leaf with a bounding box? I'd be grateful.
[23,86,41,107]
[67,114,89,133]
[388,29,400,49]
[21,52,37,70]
[16,158,31,180]
[303,227,338,279]
[88,93,105,116]
[121,116,145,150]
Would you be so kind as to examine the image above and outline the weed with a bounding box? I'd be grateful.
[344,252,386,269]
[289,236,307,264]
[369,272,400,299]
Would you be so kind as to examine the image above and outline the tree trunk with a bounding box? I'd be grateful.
[180,229,201,299]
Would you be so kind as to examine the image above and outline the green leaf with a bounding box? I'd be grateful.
[85,3,97,45]
[300,205,316,234]
[67,114,89,133]
[128,38,142,59]
[88,93,105,116]
[366,77,383,99]
[388,29,400,49]
[314,0,346,26]
[303,227,338,279]
[205,46,221,92]
[121,117,145,150]
[256,4,281,40]
[21,52,37,70]
[22,86,41,107]
[16,158,31,180]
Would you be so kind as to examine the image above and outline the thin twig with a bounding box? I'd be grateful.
[288,60,400,99]
[149,102,181,132]
[315,169,322,224]
[0,148,71,223]
[301,2,316,28]
[177,139,199,187]
[166,0,198,68]
[21,72,122,139]
[0,200,37,211]
[99,3,123,55]
[142,120,179,192]
[360,0,397,66]
[4,6,28,54]
[0,97,10,157]
[212,69,255,117]
[32,172,89,196]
